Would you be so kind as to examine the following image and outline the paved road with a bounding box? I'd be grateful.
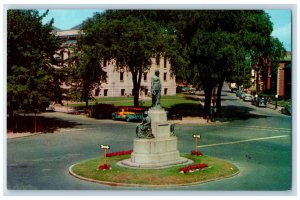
[6,87,292,193]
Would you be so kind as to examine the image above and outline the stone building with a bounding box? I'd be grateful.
[55,29,176,98]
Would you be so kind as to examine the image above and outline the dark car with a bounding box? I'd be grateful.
[281,104,291,115]
[252,96,267,107]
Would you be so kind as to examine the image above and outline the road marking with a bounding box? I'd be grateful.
[211,125,291,132]
[198,135,289,148]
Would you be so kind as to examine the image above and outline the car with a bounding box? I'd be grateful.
[239,91,246,99]
[243,94,253,102]
[252,96,267,107]
[231,88,237,93]
[281,104,291,115]
[112,106,145,122]
[236,89,242,97]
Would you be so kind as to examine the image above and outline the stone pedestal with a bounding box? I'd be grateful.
[120,108,192,169]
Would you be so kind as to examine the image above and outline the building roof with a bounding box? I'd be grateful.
[54,30,80,37]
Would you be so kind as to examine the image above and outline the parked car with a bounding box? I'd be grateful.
[236,89,242,97]
[239,91,246,99]
[112,106,145,122]
[231,88,237,93]
[243,94,253,102]
[252,96,267,107]
[281,104,291,115]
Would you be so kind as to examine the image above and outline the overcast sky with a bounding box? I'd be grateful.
[39,9,292,51]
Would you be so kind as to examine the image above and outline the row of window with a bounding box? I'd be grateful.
[95,88,169,96]
[120,72,170,81]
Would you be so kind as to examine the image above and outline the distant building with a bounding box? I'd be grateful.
[251,52,291,99]
[54,30,176,98]
[277,52,291,99]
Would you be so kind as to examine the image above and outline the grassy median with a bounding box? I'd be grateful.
[70,154,239,187]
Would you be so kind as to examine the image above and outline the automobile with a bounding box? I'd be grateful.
[236,89,242,97]
[239,91,246,99]
[281,104,291,115]
[243,94,253,102]
[252,96,267,107]
[112,106,145,122]
[45,106,55,112]
[231,88,237,93]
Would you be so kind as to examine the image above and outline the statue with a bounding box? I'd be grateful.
[136,112,153,138]
[151,70,161,108]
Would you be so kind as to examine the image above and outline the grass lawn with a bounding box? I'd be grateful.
[67,94,201,109]
[70,154,239,186]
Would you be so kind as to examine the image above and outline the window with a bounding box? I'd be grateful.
[95,88,100,96]
[164,72,167,81]
[121,89,125,96]
[144,73,147,81]
[120,72,124,81]
[164,57,167,68]
[145,89,149,96]
[104,89,108,96]
[164,88,168,95]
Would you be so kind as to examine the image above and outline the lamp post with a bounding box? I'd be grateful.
[211,73,218,122]
[275,94,278,110]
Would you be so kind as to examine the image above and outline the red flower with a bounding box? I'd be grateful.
[179,163,208,174]
[98,164,111,171]
[106,150,133,157]
[191,150,203,156]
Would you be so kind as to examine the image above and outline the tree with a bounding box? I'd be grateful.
[7,10,61,117]
[162,10,285,116]
[79,10,170,106]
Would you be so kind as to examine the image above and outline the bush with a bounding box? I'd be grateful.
[88,104,115,119]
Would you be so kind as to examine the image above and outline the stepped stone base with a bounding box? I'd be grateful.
[120,107,193,169]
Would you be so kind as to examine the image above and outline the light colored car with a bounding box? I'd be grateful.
[243,94,253,102]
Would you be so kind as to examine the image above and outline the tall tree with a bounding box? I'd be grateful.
[7,10,61,117]
[79,10,170,106]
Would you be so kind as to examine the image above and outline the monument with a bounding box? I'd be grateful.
[120,70,191,168]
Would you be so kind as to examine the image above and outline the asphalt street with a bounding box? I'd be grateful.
[6,88,293,193]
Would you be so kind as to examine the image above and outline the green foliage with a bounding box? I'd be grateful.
[7,10,62,114]
[79,10,172,106]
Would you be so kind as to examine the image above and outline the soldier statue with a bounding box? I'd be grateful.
[151,70,161,108]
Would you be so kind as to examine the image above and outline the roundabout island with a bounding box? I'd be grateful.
[69,153,239,187]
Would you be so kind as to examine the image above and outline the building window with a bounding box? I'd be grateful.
[121,89,125,96]
[164,57,167,68]
[95,88,100,96]
[104,89,108,96]
[164,88,168,95]
[164,72,167,81]
[145,89,149,96]
[144,73,147,81]
[120,72,124,81]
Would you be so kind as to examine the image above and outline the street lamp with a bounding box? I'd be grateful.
[211,73,218,122]
[275,94,278,110]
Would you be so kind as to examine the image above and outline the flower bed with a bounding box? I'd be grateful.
[106,150,133,157]
[97,164,111,171]
[179,163,208,174]
[191,150,203,156]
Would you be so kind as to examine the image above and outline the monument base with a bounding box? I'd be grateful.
[119,156,192,169]
[119,137,193,169]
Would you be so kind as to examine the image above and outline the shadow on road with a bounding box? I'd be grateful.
[7,115,82,133]
[216,105,269,122]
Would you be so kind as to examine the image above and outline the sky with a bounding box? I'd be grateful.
[40,9,291,51]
